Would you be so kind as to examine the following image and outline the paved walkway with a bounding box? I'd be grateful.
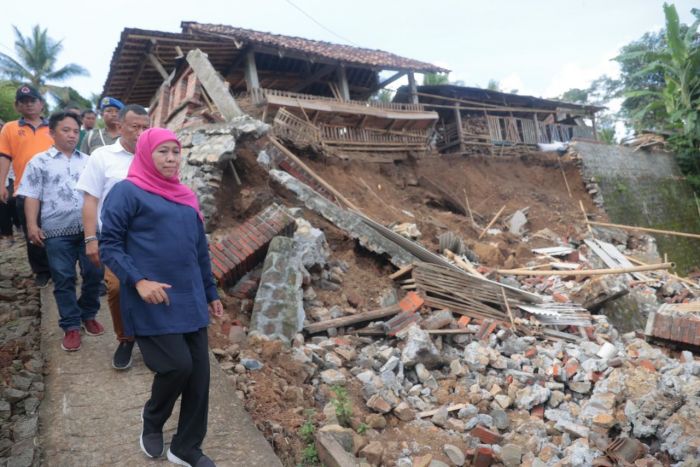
[38,286,282,467]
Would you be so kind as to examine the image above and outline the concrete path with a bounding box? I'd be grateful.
[38,286,282,467]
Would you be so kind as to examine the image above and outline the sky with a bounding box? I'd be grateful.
[1,0,697,104]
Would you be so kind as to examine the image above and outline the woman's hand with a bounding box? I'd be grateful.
[135,279,172,305]
[208,299,224,318]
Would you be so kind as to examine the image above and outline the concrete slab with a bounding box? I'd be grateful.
[38,287,282,466]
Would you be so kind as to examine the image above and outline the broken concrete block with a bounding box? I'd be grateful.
[443,444,465,466]
[401,325,442,369]
[515,385,551,410]
[366,394,392,414]
[321,369,347,386]
[249,236,305,343]
[359,441,383,465]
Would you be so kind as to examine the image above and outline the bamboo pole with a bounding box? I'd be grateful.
[268,136,362,212]
[558,159,572,198]
[579,200,592,233]
[478,205,506,240]
[496,262,674,276]
[463,189,476,226]
[587,220,700,240]
[444,249,485,278]
[501,287,515,327]
[625,255,699,288]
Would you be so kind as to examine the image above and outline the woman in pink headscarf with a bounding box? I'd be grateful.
[100,128,223,467]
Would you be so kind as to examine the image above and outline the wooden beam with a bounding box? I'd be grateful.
[454,104,465,152]
[147,53,169,80]
[375,71,406,90]
[496,262,674,276]
[338,65,350,101]
[243,50,260,91]
[408,71,418,104]
[304,303,401,334]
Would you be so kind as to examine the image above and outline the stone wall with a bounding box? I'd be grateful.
[176,116,269,232]
[573,141,700,274]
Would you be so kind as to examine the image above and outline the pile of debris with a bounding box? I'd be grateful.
[205,136,699,465]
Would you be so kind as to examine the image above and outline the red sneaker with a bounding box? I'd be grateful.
[61,330,81,351]
[82,319,105,336]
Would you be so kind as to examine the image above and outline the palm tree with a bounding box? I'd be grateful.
[0,25,88,101]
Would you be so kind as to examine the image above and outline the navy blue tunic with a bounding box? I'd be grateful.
[100,180,218,337]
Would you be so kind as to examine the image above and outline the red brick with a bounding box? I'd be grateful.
[222,239,248,263]
[246,222,272,242]
[472,447,494,467]
[638,359,656,372]
[218,243,242,266]
[240,226,266,248]
[524,347,537,358]
[470,425,502,444]
[211,245,236,270]
[530,404,545,419]
[230,236,255,257]
[210,257,228,278]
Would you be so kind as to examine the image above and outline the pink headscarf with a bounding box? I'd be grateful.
[126,128,203,221]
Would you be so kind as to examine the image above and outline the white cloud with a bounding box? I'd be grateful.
[541,50,620,99]
[499,73,529,95]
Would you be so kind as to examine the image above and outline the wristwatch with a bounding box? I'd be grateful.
[84,235,98,244]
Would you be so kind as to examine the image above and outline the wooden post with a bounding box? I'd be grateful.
[533,112,540,143]
[337,65,350,101]
[454,104,465,152]
[408,72,418,104]
[591,113,598,141]
[244,50,260,91]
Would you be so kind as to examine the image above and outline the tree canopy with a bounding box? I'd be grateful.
[0,25,89,106]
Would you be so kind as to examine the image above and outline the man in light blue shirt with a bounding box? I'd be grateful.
[18,112,103,352]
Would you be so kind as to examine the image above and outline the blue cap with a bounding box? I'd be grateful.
[99,96,124,111]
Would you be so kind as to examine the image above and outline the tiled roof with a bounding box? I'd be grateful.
[181,22,448,73]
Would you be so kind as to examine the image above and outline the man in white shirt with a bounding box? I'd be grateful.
[76,104,150,369]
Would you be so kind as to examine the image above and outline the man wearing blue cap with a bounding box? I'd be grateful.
[80,97,123,155]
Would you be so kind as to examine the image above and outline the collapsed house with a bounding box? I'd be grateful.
[394,84,603,155]
[102,22,444,161]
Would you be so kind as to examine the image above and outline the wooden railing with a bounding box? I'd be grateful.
[318,124,429,147]
[250,88,426,112]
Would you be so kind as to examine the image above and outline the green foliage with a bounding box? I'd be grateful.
[598,127,616,145]
[297,409,319,466]
[0,81,20,122]
[560,88,590,104]
[373,89,393,103]
[486,79,500,91]
[618,4,700,187]
[330,385,352,427]
[422,72,450,86]
[300,445,319,465]
[0,25,89,107]
[356,422,369,434]
[298,410,316,444]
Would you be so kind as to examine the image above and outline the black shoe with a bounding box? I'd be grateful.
[34,272,51,288]
[195,456,216,467]
[140,431,164,458]
[167,449,216,467]
[112,341,134,370]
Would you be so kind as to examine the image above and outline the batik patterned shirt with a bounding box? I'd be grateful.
[16,147,87,238]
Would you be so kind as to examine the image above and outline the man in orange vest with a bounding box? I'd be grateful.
[0,84,54,287]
